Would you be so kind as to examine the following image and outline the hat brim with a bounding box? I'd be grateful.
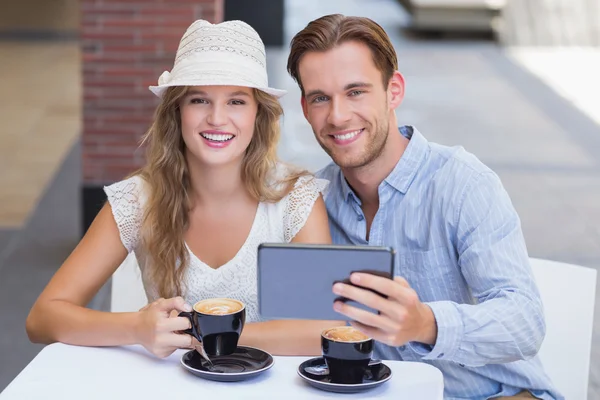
[148,83,287,98]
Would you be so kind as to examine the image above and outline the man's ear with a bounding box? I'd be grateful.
[388,71,405,109]
[301,95,309,119]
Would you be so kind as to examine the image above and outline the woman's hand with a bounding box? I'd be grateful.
[135,297,194,358]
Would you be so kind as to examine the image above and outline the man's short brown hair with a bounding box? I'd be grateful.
[287,14,398,95]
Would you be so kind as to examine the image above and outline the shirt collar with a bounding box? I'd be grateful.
[340,168,358,204]
[384,125,428,194]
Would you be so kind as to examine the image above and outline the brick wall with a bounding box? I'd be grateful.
[81,0,224,185]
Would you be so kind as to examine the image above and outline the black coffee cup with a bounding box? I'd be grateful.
[321,326,374,384]
[179,298,246,356]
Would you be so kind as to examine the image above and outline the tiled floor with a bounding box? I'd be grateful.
[1,0,599,397]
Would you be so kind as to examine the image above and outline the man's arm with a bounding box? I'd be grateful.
[414,171,545,365]
[333,171,545,367]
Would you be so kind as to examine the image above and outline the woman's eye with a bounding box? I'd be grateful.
[190,98,207,104]
[230,99,246,105]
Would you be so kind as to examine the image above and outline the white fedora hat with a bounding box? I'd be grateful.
[149,20,286,98]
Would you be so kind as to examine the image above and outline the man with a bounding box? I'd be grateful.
[287,14,562,400]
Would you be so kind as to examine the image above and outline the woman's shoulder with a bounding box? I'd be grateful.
[103,174,148,252]
[262,163,329,242]
[103,174,148,206]
[104,174,145,193]
[269,162,329,194]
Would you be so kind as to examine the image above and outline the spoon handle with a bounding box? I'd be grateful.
[195,343,213,367]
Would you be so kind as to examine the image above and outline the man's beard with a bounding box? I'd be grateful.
[316,119,389,169]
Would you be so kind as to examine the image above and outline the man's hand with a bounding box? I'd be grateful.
[332,273,438,347]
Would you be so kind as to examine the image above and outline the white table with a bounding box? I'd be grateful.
[0,343,444,399]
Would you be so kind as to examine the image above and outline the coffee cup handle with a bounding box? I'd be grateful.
[178,311,202,341]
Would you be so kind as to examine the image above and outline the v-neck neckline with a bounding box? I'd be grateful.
[185,202,263,271]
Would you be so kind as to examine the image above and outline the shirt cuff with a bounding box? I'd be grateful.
[408,301,464,361]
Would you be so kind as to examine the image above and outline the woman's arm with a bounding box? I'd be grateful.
[239,195,346,356]
[26,204,136,345]
[26,204,192,358]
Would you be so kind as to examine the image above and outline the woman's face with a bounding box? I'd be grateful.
[179,85,258,167]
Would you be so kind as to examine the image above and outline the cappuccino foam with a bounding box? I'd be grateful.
[194,298,243,315]
[323,326,370,343]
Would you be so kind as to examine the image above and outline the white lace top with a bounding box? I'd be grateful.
[104,172,328,322]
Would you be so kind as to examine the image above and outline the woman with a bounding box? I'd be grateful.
[26,19,343,358]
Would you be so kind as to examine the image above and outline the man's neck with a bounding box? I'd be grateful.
[342,126,409,207]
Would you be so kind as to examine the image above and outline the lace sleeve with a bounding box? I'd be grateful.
[283,175,330,242]
[103,176,146,252]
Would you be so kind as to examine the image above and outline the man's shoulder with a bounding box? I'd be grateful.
[315,161,340,181]
[429,142,492,177]
[424,142,498,197]
[417,141,504,213]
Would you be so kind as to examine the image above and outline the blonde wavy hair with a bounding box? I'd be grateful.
[136,86,305,298]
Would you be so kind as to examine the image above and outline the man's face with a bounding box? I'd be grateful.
[298,41,392,169]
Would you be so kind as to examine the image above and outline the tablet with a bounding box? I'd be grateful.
[257,243,395,321]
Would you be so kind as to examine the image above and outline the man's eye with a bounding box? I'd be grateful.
[349,90,364,96]
[312,96,328,103]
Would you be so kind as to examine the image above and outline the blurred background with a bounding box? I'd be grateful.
[0,0,599,397]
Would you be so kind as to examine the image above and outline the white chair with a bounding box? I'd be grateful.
[110,252,148,312]
[529,257,597,400]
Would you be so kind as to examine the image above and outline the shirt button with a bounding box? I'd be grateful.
[357,215,364,221]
